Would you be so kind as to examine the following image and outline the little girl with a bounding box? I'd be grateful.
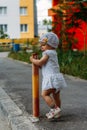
[30,32,67,119]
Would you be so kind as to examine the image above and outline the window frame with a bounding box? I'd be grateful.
[0,24,7,32]
[20,7,27,15]
[20,24,28,32]
[0,7,7,15]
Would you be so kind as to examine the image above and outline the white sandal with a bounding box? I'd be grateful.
[46,107,61,119]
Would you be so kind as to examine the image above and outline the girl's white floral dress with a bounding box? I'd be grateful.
[42,50,67,92]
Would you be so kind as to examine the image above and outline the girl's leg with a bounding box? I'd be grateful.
[41,89,61,119]
[41,89,56,108]
[53,90,61,108]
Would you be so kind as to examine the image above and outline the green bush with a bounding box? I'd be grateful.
[58,50,87,79]
[8,51,31,63]
[0,46,11,52]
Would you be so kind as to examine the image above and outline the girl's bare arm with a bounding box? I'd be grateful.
[30,55,49,67]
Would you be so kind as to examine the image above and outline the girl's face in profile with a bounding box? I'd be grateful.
[40,42,55,51]
[40,42,48,51]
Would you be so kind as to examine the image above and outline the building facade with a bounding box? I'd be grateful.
[0,0,36,39]
[48,0,87,51]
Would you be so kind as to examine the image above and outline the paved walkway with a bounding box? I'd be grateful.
[0,52,87,130]
[0,52,9,58]
[0,52,11,130]
[0,108,11,130]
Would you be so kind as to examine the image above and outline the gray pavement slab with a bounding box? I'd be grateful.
[0,56,87,130]
[0,52,9,58]
[0,107,11,130]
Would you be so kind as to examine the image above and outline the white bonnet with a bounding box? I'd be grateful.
[39,32,59,48]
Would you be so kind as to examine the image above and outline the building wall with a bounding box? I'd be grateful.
[52,0,58,6]
[0,0,20,39]
[49,0,87,51]
[20,0,34,38]
[0,0,35,39]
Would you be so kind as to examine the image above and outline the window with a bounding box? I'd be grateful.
[0,7,7,15]
[0,24,7,32]
[20,7,27,15]
[20,24,28,32]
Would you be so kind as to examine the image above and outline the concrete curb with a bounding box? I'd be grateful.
[64,74,87,82]
[0,87,40,130]
[7,57,32,66]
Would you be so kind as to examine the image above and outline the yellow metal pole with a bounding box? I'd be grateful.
[32,53,39,118]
